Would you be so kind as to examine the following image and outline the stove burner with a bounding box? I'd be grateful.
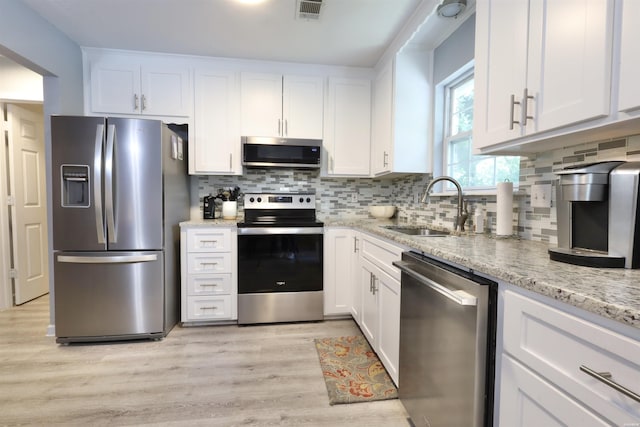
[239,192,321,227]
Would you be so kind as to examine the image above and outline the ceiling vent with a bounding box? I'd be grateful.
[297,0,323,20]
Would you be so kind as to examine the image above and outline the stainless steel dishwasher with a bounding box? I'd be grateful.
[393,251,497,427]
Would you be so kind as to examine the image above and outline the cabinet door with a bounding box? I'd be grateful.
[473,0,528,151]
[90,59,141,115]
[323,228,354,316]
[371,61,393,175]
[240,72,282,137]
[376,269,400,386]
[283,75,324,139]
[499,354,614,427]
[140,66,191,117]
[359,257,378,347]
[528,0,613,133]
[618,0,640,113]
[193,69,240,174]
[324,77,371,176]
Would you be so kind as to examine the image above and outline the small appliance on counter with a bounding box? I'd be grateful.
[549,161,640,268]
[203,194,216,219]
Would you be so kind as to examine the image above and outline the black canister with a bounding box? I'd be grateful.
[203,194,216,219]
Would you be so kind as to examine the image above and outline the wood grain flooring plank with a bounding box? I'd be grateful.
[0,295,410,426]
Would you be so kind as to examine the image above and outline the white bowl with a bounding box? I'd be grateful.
[369,205,396,219]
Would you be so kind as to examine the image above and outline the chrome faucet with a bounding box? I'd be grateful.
[422,176,468,231]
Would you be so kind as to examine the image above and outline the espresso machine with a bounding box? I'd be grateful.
[549,161,640,268]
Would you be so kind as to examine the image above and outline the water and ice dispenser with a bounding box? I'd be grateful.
[61,165,90,208]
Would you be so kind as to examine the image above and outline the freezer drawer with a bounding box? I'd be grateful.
[54,251,164,343]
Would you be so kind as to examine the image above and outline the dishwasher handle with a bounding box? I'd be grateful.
[393,260,478,306]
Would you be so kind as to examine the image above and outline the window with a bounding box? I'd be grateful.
[441,69,519,191]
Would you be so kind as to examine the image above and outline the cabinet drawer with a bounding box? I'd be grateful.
[499,354,613,426]
[186,296,232,321]
[503,289,640,422]
[187,274,232,296]
[186,228,231,252]
[360,234,403,281]
[187,253,232,274]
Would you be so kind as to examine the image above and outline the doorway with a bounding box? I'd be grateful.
[0,56,48,309]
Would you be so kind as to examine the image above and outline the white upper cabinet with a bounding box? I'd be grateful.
[89,54,191,117]
[474,0,614,152]
[192,68,241,175]
[371,51,430,176]
[240,73,323,139]
[618,0,640,113]
[324,77,371,176]
[371,61,394,175]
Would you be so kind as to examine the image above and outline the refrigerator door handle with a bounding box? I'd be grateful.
[94,124,106,244]
[57,254,158,264]
[105,124,117,244]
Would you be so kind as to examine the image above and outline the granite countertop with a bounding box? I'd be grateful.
[180,218,241,227]
[325,218,640,331]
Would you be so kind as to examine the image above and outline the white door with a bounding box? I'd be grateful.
[529,0,613,133]
[89,58,141,114]
[282,75,324,139]
[324,77,371,176]
[240,72,283,137]
[7,104,49,304]
[193,69,240,174]
[472,0,529,151]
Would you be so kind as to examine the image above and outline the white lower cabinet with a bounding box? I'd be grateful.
[355,232,403,386]
[497,286,640,425]
[323,228,358,316]
[180,225,237,324]
[324,227,403,386]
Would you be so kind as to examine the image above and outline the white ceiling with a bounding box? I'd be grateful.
[21,0,433,68]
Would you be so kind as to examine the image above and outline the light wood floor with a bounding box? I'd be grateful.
[0,295,410,426]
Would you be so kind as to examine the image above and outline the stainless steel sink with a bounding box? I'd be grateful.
[382,226,450,236]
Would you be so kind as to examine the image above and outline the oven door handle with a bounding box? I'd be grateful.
[238,227,323,235]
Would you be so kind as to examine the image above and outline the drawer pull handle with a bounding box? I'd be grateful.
[580,365,640,403]
[200,262,218,266]
[200,284,218,287]
[200,306,218,311]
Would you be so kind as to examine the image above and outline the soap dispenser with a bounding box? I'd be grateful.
[474,207,485,234]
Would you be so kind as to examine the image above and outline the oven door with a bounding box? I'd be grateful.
[237,227,323,294]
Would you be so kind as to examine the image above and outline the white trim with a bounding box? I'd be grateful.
[0,103,12,310]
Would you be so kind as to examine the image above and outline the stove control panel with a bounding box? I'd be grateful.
[243,193,316,210]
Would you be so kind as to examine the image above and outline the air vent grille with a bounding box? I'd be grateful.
[298,0,323,20]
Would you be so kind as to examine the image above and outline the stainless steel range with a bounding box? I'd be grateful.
[237,193,323,325]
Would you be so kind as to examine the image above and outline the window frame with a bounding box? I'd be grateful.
[436,64,519,194]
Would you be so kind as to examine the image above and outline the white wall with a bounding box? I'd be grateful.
[0,0,84,331]
[0,56,43,102]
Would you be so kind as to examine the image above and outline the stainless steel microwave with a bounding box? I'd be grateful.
[241,136,321,169]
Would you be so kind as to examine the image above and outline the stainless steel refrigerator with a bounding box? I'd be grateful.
[51,116,189,343]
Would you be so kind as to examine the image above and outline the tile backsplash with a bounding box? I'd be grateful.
[196,134,640,245]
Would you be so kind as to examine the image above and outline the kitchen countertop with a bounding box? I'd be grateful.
[179,216,640,331]
[324,218,640,331]
[180,218,241,227]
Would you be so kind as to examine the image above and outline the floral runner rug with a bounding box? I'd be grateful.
[314,335,398,405]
